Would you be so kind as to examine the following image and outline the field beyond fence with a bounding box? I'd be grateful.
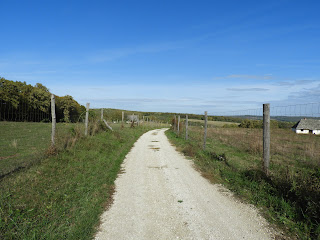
[0,104,168,179]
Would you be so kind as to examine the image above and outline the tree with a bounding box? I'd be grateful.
[55,95,83,122]
[28,83,51,112]
[0,78,21,108]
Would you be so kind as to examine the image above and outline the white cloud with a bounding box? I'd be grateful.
[227,87,269,92]
[273,79,319,87]
[214,74,274,80]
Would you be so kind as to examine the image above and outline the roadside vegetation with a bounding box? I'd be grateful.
[0,122,158,239]
[166,123,320,240]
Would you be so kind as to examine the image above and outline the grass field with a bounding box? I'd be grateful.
[0,120,167,178]
[187,119,240,127]
[0,122,81,177]
[0,123,158,239]
[167,126,320,239]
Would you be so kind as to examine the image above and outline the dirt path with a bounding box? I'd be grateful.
[95,129,274,240]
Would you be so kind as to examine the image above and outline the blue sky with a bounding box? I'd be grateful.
[1,0,320,115]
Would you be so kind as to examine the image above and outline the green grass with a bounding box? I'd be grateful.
[166,127,320,240]
[0,124,156,239]
[0,122,80,177]
[0,122,52,177]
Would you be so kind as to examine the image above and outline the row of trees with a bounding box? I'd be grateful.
[0,77,85,122]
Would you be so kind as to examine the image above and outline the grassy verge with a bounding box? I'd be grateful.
[166,127,320,240]
[0,125,156,239]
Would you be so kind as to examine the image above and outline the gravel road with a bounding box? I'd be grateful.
[95,128,274,240]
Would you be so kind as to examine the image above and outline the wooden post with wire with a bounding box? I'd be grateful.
[101,108,103,121]
[174,115,176,131]
[263,103,270,175]
[185,114,188,140]
[203,111,208,150]
[51,94,56,147]
[85,103,90,136]
[178,115,180,134]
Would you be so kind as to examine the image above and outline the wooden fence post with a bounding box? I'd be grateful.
[174,115,176,131]
[51,94,56,147]
[122,111,124,123]
[203,111,208,150]
[178,115,180,134]
[185,114,188,140]
[103,119,113,131]
[101,108,103,121]
[85,103,90,136]
[263,103,270,175]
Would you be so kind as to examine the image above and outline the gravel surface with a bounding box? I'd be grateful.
[95,128,274,240]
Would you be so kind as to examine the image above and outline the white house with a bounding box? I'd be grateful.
[292,118,320,135]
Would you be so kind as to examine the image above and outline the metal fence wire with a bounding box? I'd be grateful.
[0,99,51,122]
[172,102,320,172]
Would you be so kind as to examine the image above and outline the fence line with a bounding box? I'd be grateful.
[173,102,320,175]
[0,99,51,122]
[1,105,113,178]
[215,102,320,118]
[1,99,171,179]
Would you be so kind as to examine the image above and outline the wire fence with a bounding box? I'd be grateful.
[0,102,168,179]
[0,99,51,122]
[0,101,97,178]
[173,102,320,172]
[218,102,320,119]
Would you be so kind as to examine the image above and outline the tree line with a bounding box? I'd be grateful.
[237,119,294,129]
[0,77,85,122]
